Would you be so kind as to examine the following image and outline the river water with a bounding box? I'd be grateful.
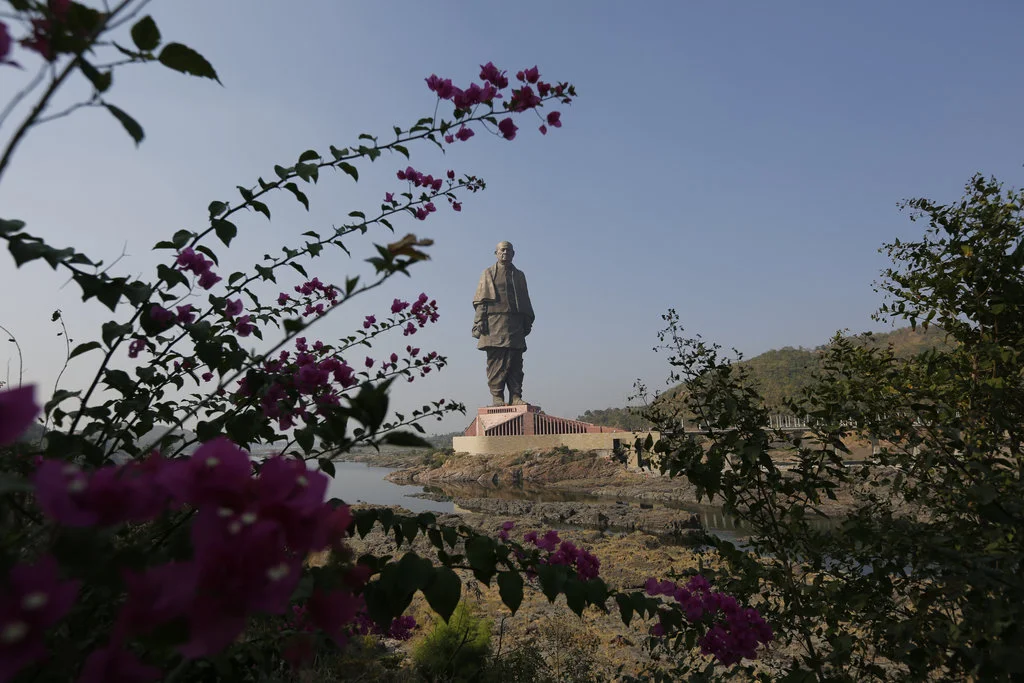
[324,462,456,515]
[321,461,823,544]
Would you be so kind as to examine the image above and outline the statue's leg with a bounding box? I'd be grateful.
[507,350,525,405]
[485,348,507,405]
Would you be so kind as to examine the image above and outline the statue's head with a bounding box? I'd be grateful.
[495,241,514,264]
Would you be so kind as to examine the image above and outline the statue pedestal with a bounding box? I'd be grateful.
[453,403,658,458]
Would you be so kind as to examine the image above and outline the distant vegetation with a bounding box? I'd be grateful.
[576,407,653,430]
[579,325,952,423]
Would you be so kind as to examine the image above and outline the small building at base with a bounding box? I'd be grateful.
[453,403,659,463]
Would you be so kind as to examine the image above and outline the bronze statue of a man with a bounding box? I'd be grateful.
[472,241,535,406]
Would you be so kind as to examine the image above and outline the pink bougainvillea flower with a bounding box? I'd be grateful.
[149,304,175,326]
[159,437,253,507]
[235,315,255,337]
[424,74,454,99]
[497,117,518,141]
[479,61,509,89]
[176,304,196,324]
[391,299,409,314]
[522,66,540,83]
[0,385,39,446]
[224,299,243,318]
[0,555,80,682]
[546,111,562,128]
[509,86,541,112]
[197,270,221,290]
[536,529,560,551]
[306,589,362,646]
[0,22,21,67]
[454,125,474,142]
[539,124,548,135]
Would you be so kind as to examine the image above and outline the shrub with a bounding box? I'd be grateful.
[412,603,492,682]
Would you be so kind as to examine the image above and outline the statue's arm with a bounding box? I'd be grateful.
[520,276,535,335]
[472,301,487,338]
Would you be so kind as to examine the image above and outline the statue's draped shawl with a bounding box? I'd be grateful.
[473,263,534,350]
[473,264,534,318]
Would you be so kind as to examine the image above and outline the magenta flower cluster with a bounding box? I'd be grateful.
[285,596,417,644]
[523,529,601,581]
[0,556,81,682]
[425,61,573,143]
[0,385,371,682]
[290,276,340,318]
[645,576,774,665]
[396,166,445,192]
[237,339,358,431]
[175,247,222,290]
[0,0,73,64]
[234,295,441,429]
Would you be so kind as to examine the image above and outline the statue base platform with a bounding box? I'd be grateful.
[452,403,658,458]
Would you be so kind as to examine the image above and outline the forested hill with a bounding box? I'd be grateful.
[578,325,951,428]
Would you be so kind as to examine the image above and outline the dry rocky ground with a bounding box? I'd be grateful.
[315,447,837,679]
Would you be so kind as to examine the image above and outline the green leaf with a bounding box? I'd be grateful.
[8,238,47,266]
[284,183,309,210]
[0,219,26,236]
[104,104,144,146]
[251,201,270,220]
[464,536,496,585]
[298,149,320,163]
[156,264,189,289]
[130,15,161,51]
[381,430,432,448]
[536,564,566,603]
[564,578,586,616]
[158,43,220,82]
[171,229,193,248]
[69,341,102,360]
[397,552,434,591]
[208,201,228,219]
[318,458,336,478]
[355,510,376,537]
[497,571,524,614]
[44,389,79,414]
[213,219,237,247]
[338,162,358,181]
[422,566,461,622]
[615,593,633,626]
[79,60,111,92]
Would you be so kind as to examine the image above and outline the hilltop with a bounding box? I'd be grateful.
[579,325,951,428]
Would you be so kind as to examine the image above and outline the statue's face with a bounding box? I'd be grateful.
[496,243,514,264]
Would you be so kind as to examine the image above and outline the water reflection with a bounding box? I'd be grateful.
[323,462,454,515]
[316,463,836,543]
[423,482,837,542]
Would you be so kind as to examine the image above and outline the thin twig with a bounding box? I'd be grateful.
[0,324,23,388]
[0,63,48,130]
[32,96,102,126]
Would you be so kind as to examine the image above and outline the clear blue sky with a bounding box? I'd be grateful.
[1,1,1022,434]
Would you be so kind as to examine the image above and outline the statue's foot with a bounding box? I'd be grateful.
[510,395,525,406]
[491,395,506,406]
